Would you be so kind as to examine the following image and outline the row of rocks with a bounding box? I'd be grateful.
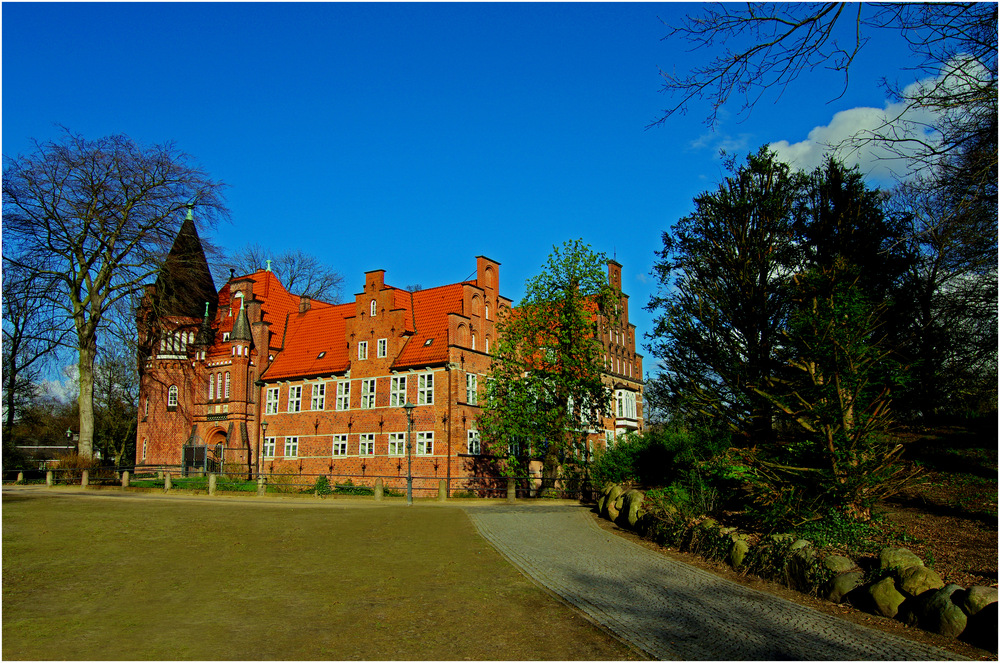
[595,483,998,652]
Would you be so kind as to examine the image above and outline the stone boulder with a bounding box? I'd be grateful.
[602,484,624,521]
[821,555,857,575]
[728,537,749,570]
[879,547,924,576]
[919,584,967,638]
[961,585,998,617]
[616,489,645,529]
[825,572,864,604]
[868,576,907,619]
[896,565,944,598]
[784,545,817,593]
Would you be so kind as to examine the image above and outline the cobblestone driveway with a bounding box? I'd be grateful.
[464,503,963,661]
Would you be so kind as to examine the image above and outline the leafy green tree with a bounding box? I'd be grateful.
[479,239,618,479]
[646,148,801,444]
[3,130,227,458]
[750,264,915,523]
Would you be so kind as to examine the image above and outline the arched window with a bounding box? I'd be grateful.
[208,374,215,400]
[217,373,223,399]
[485,336,490,354]
[225,372,231,399]
[167,385,178,408]
[370,300,377,317]
[471,333,477,351]
[485,304,490,320]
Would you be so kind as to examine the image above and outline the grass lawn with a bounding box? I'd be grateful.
[2,491,640,660]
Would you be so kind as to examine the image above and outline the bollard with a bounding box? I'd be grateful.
[374,478,384,501]
[122,470,130,488]
[81,470,89,488]
[164,473,172,492]
[16,471,24,484]
[506,477,516,503]
[256,476,266,496]
[209,473,217,496]
[438,479,447,502]
[46,470,53,487]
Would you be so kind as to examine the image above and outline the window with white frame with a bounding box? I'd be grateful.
[331,434,348,457]
[288,385,302,412]
[377,338,387,358]
[208,374,215,400]
[466,373,478,405]
[416,431,433,455]
[265,387,279,414]
[283,436,298,458]
[390,376,407,407]
[225,372,231,399]
[311,382,326,410]
[263,437,276,458]
[388,432,406,456]
[615,389,636,419]
[336,381,351,410]
[217,373,223,400]
[418,373,433,404]
[467,430,480,455]
[359,433,375,456]
[361,378,376,409]
[358,341,368,360]
[370,300,377,317]
[167,385,178,408]
[508,439,520,457]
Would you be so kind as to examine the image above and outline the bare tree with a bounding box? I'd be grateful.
[654,3,997,185]
[2,257,71,430]
[3,130,227,458]
[221,244,345,303]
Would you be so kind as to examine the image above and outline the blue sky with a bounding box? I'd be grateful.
[4,2,926,378]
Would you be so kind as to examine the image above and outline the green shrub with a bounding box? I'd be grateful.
[312,476,333,495]
[333,478,374,496]
[590,426,728,487]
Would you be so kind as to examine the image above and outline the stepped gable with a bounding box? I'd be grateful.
[394,283,463,368]
[153,216,217,320]
[262,302,353,380]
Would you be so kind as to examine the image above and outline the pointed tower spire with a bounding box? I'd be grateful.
[230,296,253,344]
[154,210,217,319]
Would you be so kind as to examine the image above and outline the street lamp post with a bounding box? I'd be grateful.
[403,402,416,505]
[259,421,268,480]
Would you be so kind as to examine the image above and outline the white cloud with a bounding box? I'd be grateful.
[768,57,986,183]
[38,365,79,403]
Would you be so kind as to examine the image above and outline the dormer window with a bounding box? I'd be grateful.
[370,300,377,317]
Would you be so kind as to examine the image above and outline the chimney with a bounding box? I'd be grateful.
[299,295,311,314]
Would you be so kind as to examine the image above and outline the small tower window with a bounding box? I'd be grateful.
[167,385,178,409]
[370,300,377,317]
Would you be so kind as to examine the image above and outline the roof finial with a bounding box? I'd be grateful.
[185,202,195,221]
[203,302,210,319]
[265,259,272,272]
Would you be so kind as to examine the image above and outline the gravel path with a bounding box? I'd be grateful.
[464,503,963,661]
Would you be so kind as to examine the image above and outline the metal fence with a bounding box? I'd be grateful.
[2,465,595,500]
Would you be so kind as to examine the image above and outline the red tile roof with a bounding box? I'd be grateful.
[393,283,464,368]
[262,302,353,380]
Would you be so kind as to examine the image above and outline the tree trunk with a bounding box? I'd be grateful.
[77,342,96,459]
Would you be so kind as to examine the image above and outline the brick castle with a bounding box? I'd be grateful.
[136,216,643,493]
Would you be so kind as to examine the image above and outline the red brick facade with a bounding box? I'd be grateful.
[136,230,643,494]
